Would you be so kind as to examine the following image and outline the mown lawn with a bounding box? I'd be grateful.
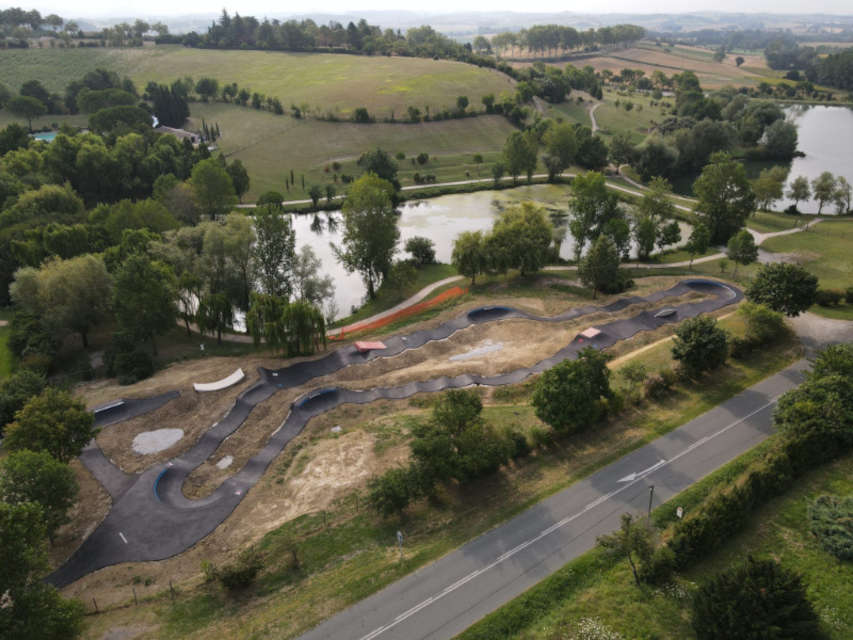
[0,46,515,117]
[80,299,801,640]
[748,210,812,233]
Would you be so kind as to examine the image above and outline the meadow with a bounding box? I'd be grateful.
[188,102,516,199]
[0,46,515,117]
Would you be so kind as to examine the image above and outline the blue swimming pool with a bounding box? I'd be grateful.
[31,131,57,142]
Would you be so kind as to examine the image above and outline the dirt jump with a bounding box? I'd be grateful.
[49,279,741,587]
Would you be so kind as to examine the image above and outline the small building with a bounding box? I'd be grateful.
[154,125,200,144]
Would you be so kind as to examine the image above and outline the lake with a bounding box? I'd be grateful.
[778,104,853,213]
[276,184,691,321]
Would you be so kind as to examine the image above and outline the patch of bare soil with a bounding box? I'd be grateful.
[49,459,111,569]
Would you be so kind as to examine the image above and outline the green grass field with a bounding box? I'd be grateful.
[190,102,517,200]
[0,46,515,117]
[594,88,667,143]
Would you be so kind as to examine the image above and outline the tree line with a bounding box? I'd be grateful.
[485,24,645,59]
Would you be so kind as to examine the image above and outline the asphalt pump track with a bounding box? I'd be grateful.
[49,279,741,587]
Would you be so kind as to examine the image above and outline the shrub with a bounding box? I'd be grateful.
[809,494,853,560]
[644,368,676,399]
[416,152,429,165]
[368,468,414,517]
[216,548,264,592]
[815,288,844,306]
[404,236,436,266]
[846,286,853,303]
[691,557,820,640]
[740,301,786,344]
[506,429,531,459]
[671,316,728,377]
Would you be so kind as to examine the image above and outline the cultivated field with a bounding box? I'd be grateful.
[0,46,515,116]
[189,103,516,199]
[550,42,777,89]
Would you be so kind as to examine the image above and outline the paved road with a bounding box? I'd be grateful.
[297,360,809,640]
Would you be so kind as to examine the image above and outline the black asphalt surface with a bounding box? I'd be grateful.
[49,280,741,587]
[297,361,809,640]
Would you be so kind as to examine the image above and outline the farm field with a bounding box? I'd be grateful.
[188,102,517,200]
[0,46,515,117]
[571,41,776,89]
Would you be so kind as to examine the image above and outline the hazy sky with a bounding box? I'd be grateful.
[21,2,853,19]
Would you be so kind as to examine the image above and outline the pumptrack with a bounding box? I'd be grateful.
[49,279,741,587]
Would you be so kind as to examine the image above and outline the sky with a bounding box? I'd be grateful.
[18,3,853,19]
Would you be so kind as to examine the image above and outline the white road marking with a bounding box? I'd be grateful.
[357,394,781,640]
[618,459,667,483]
[119,532,128,544]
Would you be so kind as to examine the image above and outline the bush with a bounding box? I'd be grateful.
[846,286,853,303]
[216,548,264,592]
[506,429,532,459]
[114,350,154,385]
[691,557,820,640]
[671,316,728,377]
[740,301,786,345]
[809,494,853,560]
[404,236,436,266]
[644,368,676,399]
[368,468,414,517]
[416,152,429,165]
[815,288,844,306]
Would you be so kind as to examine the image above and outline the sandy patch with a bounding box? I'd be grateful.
[449,339,505,361]
[132,429,184,455]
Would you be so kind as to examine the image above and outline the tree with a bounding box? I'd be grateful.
[197,292,232,344]
[0,502,86,640]
[634,214,658,261]
[578,235,621,298]
[0,369,46,432]
[531,348,612,434]
[735,55,745,67]
[491,162,505,187]
[762,120,798,160]
[597,513,655,586]
[226,159,250,203]
[112,255,177,355]
[725,229,758,278]
[745,263,818,316]
[503,130,538,184]
[368,468,413,517]
[685,223,710,269]
[657,220,681,252]
[194,77,219,102]
[10,255,113,348]
[485,203,553,276]
[7,95,46,131]
[334,174,399,299]
[0,450,78,540]
[456,95,469,112]
[308,185,323,209]
[432,389,482,436]
[357,147,399,190]
[3,388,95,463]
[292,245,334,306]
[404,236,436,266]
[671,315,728,376]
[691,557,820,640]
[190,158,237,219]
[834,176,852,214]
[568,171,623,262]
[542,123,577,180]
[693,152,756,244]
[608,131,636,167]
[787,175,811,211]
[812,171,837,214]
[252,205,296,299]
[752,166,787,211]
[452,231,487,285]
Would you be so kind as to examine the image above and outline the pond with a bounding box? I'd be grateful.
[31,131,57,142]
[275,184,691,322]
[778,104,853,214]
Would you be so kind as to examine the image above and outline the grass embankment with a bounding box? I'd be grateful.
[80,304,801,640]
[188,102,516,200]
[0,46,514,117]
[458,445,853,640]
[330,263,459,329]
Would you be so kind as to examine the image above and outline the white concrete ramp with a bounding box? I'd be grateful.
[193,368,245,393]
